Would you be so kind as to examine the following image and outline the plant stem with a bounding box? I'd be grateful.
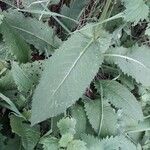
[98,84,104,137]
[94,0,112,38]
[99,0,112,22]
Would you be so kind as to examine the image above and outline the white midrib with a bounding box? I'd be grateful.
[51,39,94,97]
[104,54,150,70]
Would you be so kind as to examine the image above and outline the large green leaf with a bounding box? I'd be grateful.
[10,115,40,150]
[3,10,61,53]
[0,19,31,63]
[31,25,105,125]
[95,80,143,124]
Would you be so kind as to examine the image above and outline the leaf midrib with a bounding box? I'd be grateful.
[51,38,94,98]
[11,25,57,49]
[103,82,141,121]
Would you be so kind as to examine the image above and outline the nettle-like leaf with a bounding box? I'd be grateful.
[0,19,31,63]
[67,140,87,150]
[10,115,40,150]
[95,80,143,124]
[59,133,74,148]
[84,99,118,136]
[40,136,59,150]
[82,134,137,150]
[3,10,61,54]
[70,105,87,138]
[106,46,150,86]
[101,135,137,150]
[31,25,106,125]
[122,0,149,24]
[81,134,103,150]
[11,61,44,94]
[57,117,76,136]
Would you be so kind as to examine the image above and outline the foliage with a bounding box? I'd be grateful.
[0,0,149,149]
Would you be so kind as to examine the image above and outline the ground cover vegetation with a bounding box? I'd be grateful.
[0,0,150,149]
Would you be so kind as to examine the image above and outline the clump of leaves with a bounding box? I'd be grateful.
[0,0,150,149]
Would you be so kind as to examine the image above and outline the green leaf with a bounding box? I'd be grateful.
[122,0,149,25]
[11,61,44,94]
[101,135,137,150]
[59,133,73,148]
[67,140,87,150]
[106,46,150,86]
[142,131,150,150]
[82,134,137,150]
[11,62,33,94]
[40,136,59,150]
[126,117,150,133]
[4,136,22,150]
[0,71,16,91]
[0,93,22,116]
[3,10,61,54]
[0,41,12,60]
[81,134,103,150]
[95,80,143,124]
[0,19,31,63]
[84,99,118,136]
[57,117,76,136]
[10,115,40,150]
[31,25,104,125]
[71,105,87,138]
